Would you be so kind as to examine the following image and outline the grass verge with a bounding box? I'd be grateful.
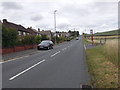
[86,46,118,88]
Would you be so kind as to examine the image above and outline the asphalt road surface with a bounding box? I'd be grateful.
[2,37,90,88]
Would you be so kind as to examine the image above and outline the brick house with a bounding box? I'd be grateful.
[40,30,52,40]
[2,19,30,37]
[54,31,70,37]
[27,27,41,36]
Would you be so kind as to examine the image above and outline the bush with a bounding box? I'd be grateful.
[51,36,71,44]
[2,26,18,48]
[21,35,36,45]
[41,35,49,41]
[35,35,41,44]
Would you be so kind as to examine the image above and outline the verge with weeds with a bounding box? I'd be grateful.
[86,42,118,88]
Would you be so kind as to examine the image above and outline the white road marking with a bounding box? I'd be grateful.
[51,51,61,57]
[68,46,70,48]
[1,55,29,64]
[84,44,86,50]
[9,59,45,81]
[62,48,67,51]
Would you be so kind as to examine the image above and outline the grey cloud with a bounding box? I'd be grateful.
[36,24,49,29]
[31,15,43,21]
[1,2,22,10]
[57,24,68,29]
[59,3,90,18]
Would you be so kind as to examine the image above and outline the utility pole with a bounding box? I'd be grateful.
[54,10,57,44]
[74,28,75,31]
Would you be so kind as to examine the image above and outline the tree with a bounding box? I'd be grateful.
[35,35,41,44]
[41,35,48,41]
[21,35,36,45]
[77,31,79,36]
[2,26,18,48]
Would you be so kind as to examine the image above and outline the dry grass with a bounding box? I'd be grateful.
[86,46,118,88]
[85,39,119,88]
[87,35,120,39]
[104,39,119,65]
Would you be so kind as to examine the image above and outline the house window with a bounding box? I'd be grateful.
[18,31,22,35]
[27,33,30,35]
[23,32,26,36]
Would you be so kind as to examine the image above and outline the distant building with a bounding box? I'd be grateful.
[40,30,52,40]
[27,27,41,36]
[60,32,70,37]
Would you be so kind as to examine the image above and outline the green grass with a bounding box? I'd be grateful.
[84,39,91,45]
[94,29,119,36]
[86,46,118,88]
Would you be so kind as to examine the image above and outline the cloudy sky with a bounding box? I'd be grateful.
[0,0,119,34]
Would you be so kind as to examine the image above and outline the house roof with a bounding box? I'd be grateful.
[27,27,39,35]
[40,30,52,35]
[2,19,29,33]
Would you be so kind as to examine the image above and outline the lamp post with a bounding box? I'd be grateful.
[54,10,57,44]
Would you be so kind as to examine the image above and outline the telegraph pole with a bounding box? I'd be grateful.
[54,10,57,44]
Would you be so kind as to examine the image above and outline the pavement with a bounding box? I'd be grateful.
[2,48,37,61]
[2,37,90,88]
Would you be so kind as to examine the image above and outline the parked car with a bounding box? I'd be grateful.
[37,40,54,50]
[76,37,79,40]
[44,40,54,46]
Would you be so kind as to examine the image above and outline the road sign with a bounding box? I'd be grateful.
[90,29,93,34]
[90,29,93,45]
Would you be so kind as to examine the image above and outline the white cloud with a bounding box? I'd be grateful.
[0,0,118,34]
[1,2,22,10]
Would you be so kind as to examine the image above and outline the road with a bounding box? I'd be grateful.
[2,38,90,88]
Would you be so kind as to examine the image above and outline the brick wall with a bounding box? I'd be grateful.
[1,44,37,54]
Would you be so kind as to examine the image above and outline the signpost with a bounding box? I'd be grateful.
[90,29,93,45]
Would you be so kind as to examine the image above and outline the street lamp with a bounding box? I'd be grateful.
[54,10,57,44]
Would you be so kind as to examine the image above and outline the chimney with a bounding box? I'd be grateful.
[3,19,7,23]
[30,26,32,29]
[38,28,40,32]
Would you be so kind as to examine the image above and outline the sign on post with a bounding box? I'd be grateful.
[90,29,93,45]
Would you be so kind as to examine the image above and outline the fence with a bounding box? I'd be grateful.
[85,35,119,45]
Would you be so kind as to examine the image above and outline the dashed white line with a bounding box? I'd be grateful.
[62,49,65,51]
[9,59,45,81]
[51,51,61,57]
[62,48,67,51]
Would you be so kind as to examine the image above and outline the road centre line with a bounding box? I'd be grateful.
[9,59,45,81]
[50,51,61,57]
[62,48,67,51]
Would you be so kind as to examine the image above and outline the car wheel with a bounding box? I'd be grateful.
[37,47,40,50]
[47,47,49,50]
[51,46,53,49]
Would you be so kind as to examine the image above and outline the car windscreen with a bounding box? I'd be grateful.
[40,41,49,45]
